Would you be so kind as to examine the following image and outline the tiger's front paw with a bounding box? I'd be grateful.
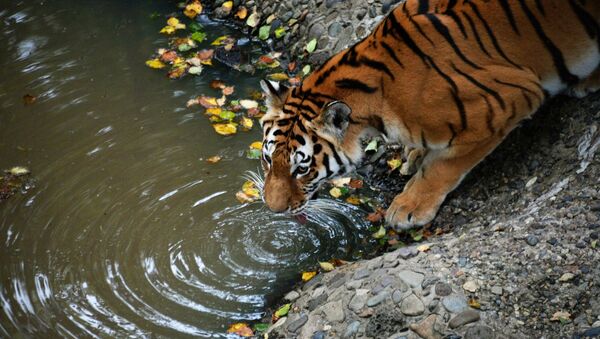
[385,191,441,230]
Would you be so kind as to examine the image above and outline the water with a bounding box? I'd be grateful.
[0,1,374,337]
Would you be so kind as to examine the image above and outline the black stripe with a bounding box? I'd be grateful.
[447,123,457,147]
[380,41,405,68]
[467,2,522,69]
[518,0,579,85]
[426,13,482,69]
[499,0,520,36]
[315,65,338,86]
[522,92,533,110]
[285,102,318,116]
[335,78,378,93]
[446,11,468,39]
[445,0,458,11]
[296,120,308,133]
[313,143,322,155]
[388,13,432,67]
[325,139,344,166]
[508,102,517,121]
[402,5,436,46]
[535,0,545,16]
[417,0,429,14]
[480,95,496,135]
[322,154,333,177]
[452,64,506,109]
[451,90,467,131]
[360,56,395,79]
[569,0,600,47]
[421,130,429,148]
[461,12,491,57]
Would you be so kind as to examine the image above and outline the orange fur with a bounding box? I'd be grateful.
[260,0,600,228]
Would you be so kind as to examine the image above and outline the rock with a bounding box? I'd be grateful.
[397,270,424,288]
[322,300,345,322]
[312,286,326,298]
[558,272,575,282]
[303,274,324,290]
[343,321,361,338]
[367,291,389,307]
[442,294,469,313]
[285,290,300,302]
[287,314,308,332]
[581,327,600,337]
[312,331,326,339]
[349,289,370,313]
[397,247,418,259]
[448,309,480,329]
[526,235,539,246]
[358,308,375,318]
[365,309,407,338]
[327,272,346,287]
[392,289,404,304]
[409,314,442,339]
[464,325,495,339]
[346,280,362,290]
[435,282,452,296]
[307,292,329,311]
[491,286,503,295]
[353,268,371,280]
[462,280,479,293]
[428,299,439,312]
[400,293,425,316]
[267,317,287,336]
[328,22,342,37]
[422,276,440,289]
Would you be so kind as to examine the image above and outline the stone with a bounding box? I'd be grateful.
[285,290,300,301]
[365,309,407,337]
[526,235,539,246]
[428,299,439,312]
[267,317,287,335]
[349,289,370,313]
[312,286,326,298]
[435,282,452,296]
[397,270,424,288]
[397,246,418,259]
[442,294,469,313]
[448,309,481,329]
[327,272,346,287]
[346,280,362,290]
[367,291,389,307]
[312,331,326,339]
[464,325,495,339]
[400,293,425,316]
[343,320,361,338]
[559,272,575,282]
[287,314,308,332]
[462,280,479,293]
[358,308,374,318]
[409,314,442,339]
[328,22,342,37]
[307,292,329,311]
[491,286,503,295]
[582,327,600,337]
[421,276,440,289]
[353,268,371,280]
[392,289,404,304]
[322,300,345,322]
[303,274,324,290]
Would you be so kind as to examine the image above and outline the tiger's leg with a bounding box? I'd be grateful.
[567,67,600,98]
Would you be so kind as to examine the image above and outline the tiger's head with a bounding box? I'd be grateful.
[258,80,361,214]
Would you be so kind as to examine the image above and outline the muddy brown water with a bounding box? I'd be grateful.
[0,2,374,337]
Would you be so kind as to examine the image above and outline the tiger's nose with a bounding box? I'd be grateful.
[264,178,291,213]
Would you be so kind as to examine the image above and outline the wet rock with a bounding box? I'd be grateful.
[464,325,495,339]
[449,309,480,329]
[349,289,370,313]
[358,308,374,318]
[285,290,300,302]
[287,314,308,332]
[392,289,405,304]
[442,294,469,313]
[397,270,424,288]
[462,280,479,293]
[353,268,370,280]
[367,291,389,307]
[303,274,324,290]
[322,300,345,322]
[400,293,425,316]
[307,292,328,311]
[422,276,440,289]
[327,272,347,289]
[343,321,361,338]
[526,235,539,246]
[409,314,442,339]
[346,280,362,290]
[435,282,452,296]
[365,309,407,338]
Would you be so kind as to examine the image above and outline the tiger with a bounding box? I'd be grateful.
[258,0,600,230]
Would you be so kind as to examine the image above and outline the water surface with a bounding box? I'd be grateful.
[0,1,373,337]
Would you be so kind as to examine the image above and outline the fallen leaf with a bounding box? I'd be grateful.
[236,191,257,203]
[235,6,248,19]
[183,1,203,19]
[246,12,260,28]
[190,31,206,43]
[364,139,378,152]
[160,25,176,34]
[258,25,271,40]
[9,167,30,176]
[372,226,386,239]
[329,187,343,198]
[213,123,237,135]
[468,298,481,309]
[205,107,222,116]
[188,21,204,32]
[287,61,297,72]
[199,96,219,108]
[346,196,361,205]
[239,99,259,109]
[210,79,226,89]
[246,148,261,159]
[366,210,384,223]
[349,179,363,189]
[417,244,431,252]
[227,323,253,337]
[22,94,36,105]
[222,86,235,96]
[146,58,166,69]
[211,35,232,46]
[167,17,185,30]
[268,73,289,81]
[274,303,291,319]
[302,271,317,282]
[219,110,236,121]
[551,311,571,322]
[250,141,262,150]
[197,49,214,64]
[188,66,203,75]
[160,50,178,63]
[331,177,351,187]
[206,156,222,163]
[387,158,402,171]
[167,66,187,79]
[288,77,302,86]
[240,116,253,130]
[242,180,260,198]
[305,38,317,53]
[221,1,233,12]
[410,229,423,242]
[319,262,334,272]
[274,26,286,38]
[302,64,311,76]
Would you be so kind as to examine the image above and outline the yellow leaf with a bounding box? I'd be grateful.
[160,25,176,34]
[205,107,222,116]
[173,57,186,68]
[267,73,289,81]
[213,123,237,135]
[387,158,402,171]
[9,166,30,176]
[227,323,253,337]
[346,196,361,205]
[468,298,481,309]
[302,271,317,282]
[242,180,260,198]
[319,262,334,272]
[235,6,248,19]
[236,191,257,203]
[184,2,202,18]
[200,59,213,66]
[145,58,166,69]
[222,1,233,9]
[372,226,386,239]
[240,116,253,130]
[329,187,342,198]
[167,17,186,30]
[207,156,222,163]
[211,35,231,45]
[250,141,262,150]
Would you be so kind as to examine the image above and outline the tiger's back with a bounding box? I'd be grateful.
[258,0,600,228]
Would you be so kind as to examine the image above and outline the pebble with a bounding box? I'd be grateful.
[349,289,369,312]
[491,286,503,295]
[449,309,480,328]
[397,247,418,259]
[435,282,452,296]
[392,289,404,304]
[576,240,587,248]
[367,291,389,307]
[526,235,540,246]
[442,294,469,313]
[353,268,371,280]
[428,299,439,312]
[464,325,495,339]
[287,314,308,332]
[559,272,575,282]
[307,293,328,311]
[409,314,440,339]
[462,280,479,293]
[342,321,360,338]
[397,270,424,288]
[322,300,345,322]
[312,331,326,339]
[346,280,362,290]
[284,290,300,302]
[400,293,425,316]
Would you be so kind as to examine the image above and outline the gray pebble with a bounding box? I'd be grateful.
[307,293,328,311]
[285,290,300,302]
[322,300,345,322]
[435,282,452,296]
[397,247,418,259]
[401,293,425,316]
[464,325,495,339]
[312,331,326,339]
[442,294,469,313]
[449,309,481,329]
[491,286,503,295]
[349,289,370,312]
[526,235,539,246]
[397,270,424,288]
[367,291,389,307]
[353,268,371,280]
[287,314,308,332]
[343,320,361,338]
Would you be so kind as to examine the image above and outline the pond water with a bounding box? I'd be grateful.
[0,1,374,337]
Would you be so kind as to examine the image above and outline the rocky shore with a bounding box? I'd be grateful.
[206,1,600,337]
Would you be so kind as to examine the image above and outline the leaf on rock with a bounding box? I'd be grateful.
[213,123,237,135]
[468,298,481,309]
[274,303,291,319]
[366,210,385,223]
[183,1,203,18]
[235,6,248,19]
[268,73,289,81]
[221,1,233,12]
[305,38,317,53]
[146,58,166,69]
[188,66,203,75]
[246,12,260,28]
[372,226,386,239]
[301,271,317,282]
[319,262,334,272]
[258,25,271,40]
[346,196,361,205]
[274,26,286,38]
[206,155,222,163]
[227,323,253,337]
[551,311,571,322]
[329,187,343,198]
[387,158,402,171]
[417,244,430,252]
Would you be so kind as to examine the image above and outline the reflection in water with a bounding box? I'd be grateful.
[0,1,374,337]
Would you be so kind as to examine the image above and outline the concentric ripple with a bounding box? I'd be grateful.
[0,2,375,338]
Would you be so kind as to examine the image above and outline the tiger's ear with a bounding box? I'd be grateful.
[316,101,352,141]
[260,80,290,109]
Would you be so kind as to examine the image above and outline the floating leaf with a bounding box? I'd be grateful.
[235,6,248,19]
[246,149,261,159]
[253,323,269,332]
[372,226,386,239]
[319,262,334,272]
[250,141,262,150]
[22,94,36,105]
[301,271,317,282]
[274,26,286,38]
[222,86,235,96]
[274,303,291,318]
[221,1,233,12]
[146,58,166,69]
[190,31,206,43]
[183,1,203,18]
[329,187,343,198]
[242,180,260,198]
[205,107,222,116]
[210,80,226,89]
[211,35,232,46]
[199,96,219,108]
[268,73,289,81]
[188,21,204,32]
[305,38,317,53]
[302,64,311,76]
[346,196,361,205]
[160,50,178,63]
[239,99,259,109]
[366,210,385,223]
[206,156,222,163]
[240,116,254,130]
[219,110,236,121]
[227,323,253,337]
[387,158,402,171]
[168,66,187,79]
[258,25,271,40]
[167,17,185,30]
[160,25,176,34]
[9,167,30,176]
[213,123,237,135]
[178,43,192,52]
[188,66,203,75]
